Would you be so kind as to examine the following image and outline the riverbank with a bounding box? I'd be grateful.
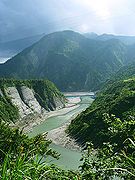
[12,96,81,133]
[27,95,93,170]
[46,96,94,151]
[64,92,95,96]
[47,114,82,151]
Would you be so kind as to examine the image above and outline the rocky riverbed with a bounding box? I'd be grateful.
[12,96,81,133]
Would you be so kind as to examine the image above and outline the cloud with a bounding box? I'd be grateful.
[0,0,58,41]
[0,0,135,42]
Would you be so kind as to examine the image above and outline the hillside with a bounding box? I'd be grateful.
[103,62,135,88]
[0,30,134,91]
[68,68,135,147]
[0,79,65,123]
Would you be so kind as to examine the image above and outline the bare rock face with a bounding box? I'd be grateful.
[6,87,32,118]
[5,86,43,118]
[4,85,65,120]
[0,79,66,126]
[20,86,42,114]
[53,96,65,110]
[0,89,3,97]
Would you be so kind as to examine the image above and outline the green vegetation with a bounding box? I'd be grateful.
[68,77,135,147]
[0,61,135,179]
[80,139,135,179]
[67,70,135,179]
[107,62,135,82]
[0,79,65,123]
[0,116,134,179]
[0,121,78,179]
[0,79,19,122]
[1,30,135,91]
[0,95,19,123]
[0,79,134,179]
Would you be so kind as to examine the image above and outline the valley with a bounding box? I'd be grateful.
[28,94,94,170]
[1,30,135,91]
[0,30,134,179]
[1,0,135,178]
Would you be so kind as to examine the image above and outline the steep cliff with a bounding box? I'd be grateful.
[0,79,65,123]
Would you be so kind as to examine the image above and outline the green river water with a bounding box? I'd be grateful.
[28,96,94,170]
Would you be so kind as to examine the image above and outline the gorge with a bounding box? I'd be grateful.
[0,30,134,179]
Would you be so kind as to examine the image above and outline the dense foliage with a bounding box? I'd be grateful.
[0,63,135,179]
[66,69,135,179]
[0,30,135,91]
[0,79,134,179]
[0,79,65,123]
[0,121,79,179]
[0,119,134,179]
[68,77,135,148]
[0,95,19,123]
[80,139,135,179]
[104,62,135,86]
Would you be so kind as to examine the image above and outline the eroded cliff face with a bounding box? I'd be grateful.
[5,86,44,118]
[19,86,42,114]
[0,89,3,97]
[4,85,65,119]
[6,87,32,118]
[0,79,65,122]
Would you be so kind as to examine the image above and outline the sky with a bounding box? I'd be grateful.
[0,0,135,41]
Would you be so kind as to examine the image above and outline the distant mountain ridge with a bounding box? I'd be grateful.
[0,30,135,91]
[0,34,44,62]
[84,32,135,45]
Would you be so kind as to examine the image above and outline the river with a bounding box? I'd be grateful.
[28,95,94,170]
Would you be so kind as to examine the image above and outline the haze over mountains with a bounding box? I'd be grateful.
[1,31,135,62]
[0,34,44,63]
[0,30,135,91]
[84,32,135,45]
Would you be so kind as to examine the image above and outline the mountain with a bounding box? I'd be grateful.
[0,79,65,123]
[0,34,44,63]
[84,33,135,45]
[67,63,135,147]
[84,32,98,39]
[102,62,135,88]
[0,30,135,91]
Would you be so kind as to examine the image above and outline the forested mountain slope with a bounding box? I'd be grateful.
[0,30,135,91]
[68,65,135,147]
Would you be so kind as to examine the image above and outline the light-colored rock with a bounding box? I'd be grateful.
[5,86,65,122]
[5,87,32,118]
[20,86,42,114]
[0,89,3,97]
[53,96,65,110]
[47,119,82,151]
